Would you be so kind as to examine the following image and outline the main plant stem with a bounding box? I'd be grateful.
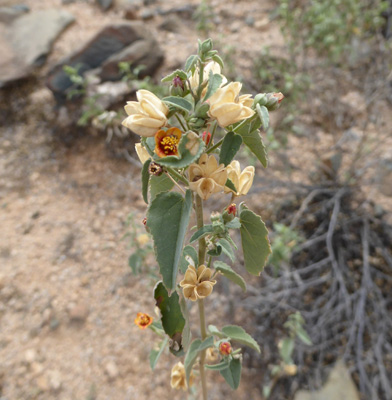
[195,194,208,400]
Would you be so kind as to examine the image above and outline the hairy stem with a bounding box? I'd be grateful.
[195,194,206,264]
[195,194,208,399]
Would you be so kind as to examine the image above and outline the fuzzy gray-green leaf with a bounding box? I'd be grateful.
[221,325,260,353]
[148,191,192,290]
[240,208,271,275]
[214,261,246,292]
[220,358,242,390]
[219,131,243,166]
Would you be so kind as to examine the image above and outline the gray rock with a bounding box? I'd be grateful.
[9,9,75,67]
[0,9,74,87]
[245,15,255,27]
[99,37,163,81]
[46,22,163,101]
[0,5,29,24]
[159,15,183,33]
[115,0,143,8]
[96,0,113,10]
[140,9,156,20]
[157,5,195,19]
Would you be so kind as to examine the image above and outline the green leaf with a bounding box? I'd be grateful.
[235,120,268,168]
[162,96,193,113]
[185,54,198,72]
[154,282,185,338]
[225,178,237,193]
[149,337,169,370]
[279,338,294,364]
[211,54,224,69]
[148,191,192,291]
[149,173,174,202]
[190,224,214,243]
[256,104,270,131]
[296,327,313,346]
[179,293,192,352]
[153,131,205,169]
[220,358,242,390]
[184,336,214,383]
[239,208,271,275]
[221,325,260,353]
[179,245,199,274]
[219,131,243,166]
[214,261,246,292]
[216,238,235,261]
[144,136,155,155]
[208,325,225,338]
[203,73,223,101]
[225,218,241,230]
[141,159,151,204]
[205,360,230,371]
[161,69,188,83]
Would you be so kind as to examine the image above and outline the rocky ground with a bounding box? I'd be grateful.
[1,0,392,399]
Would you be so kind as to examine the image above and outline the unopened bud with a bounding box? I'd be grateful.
[200,38,213,54]
[172,75,184,89]
[149,162,163,176]
[210,212,221,223]
[226,203,237,216]
[170,75,187,96]
[195,103,210,118]
[265,92,284,110]
[202,131,211,145]
[219,342,232,356]
[142,217,147,226]
[253,93,268,107]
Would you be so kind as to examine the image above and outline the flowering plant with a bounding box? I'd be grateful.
[124,39,283,398]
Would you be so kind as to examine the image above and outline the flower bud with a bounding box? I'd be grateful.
[210,212,221,223]
[195,103,210,118]
[149,162,163,176]
[202,131,211,145]
[219,342,232,356]
[253,93,268,107]
[190,118,207,130]
[265,92,284,110]
[142,217,147,226]
[173,75,184,89]
[170,75,187,96]
[200,38,213,54]
[226,203,237,216]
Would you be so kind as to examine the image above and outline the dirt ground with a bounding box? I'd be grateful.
[1,0,392,399]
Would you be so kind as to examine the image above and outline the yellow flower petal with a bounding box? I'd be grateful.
[196,281,215,298]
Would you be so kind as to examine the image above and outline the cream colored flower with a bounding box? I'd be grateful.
[135,143,151,164]
[206,347,219,363]
[185,131,201,156]
[208,82,255,127]
[170,362,194,391]
[224,160,255,196]
[189,61,227,93]
[189,154,227,200]
[122,90,169,137]
[180,265,217,301]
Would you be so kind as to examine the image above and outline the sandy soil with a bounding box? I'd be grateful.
[1,0,391,399]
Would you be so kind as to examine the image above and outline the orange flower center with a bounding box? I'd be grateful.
[139,315,151,326]
[160,135,180,155]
